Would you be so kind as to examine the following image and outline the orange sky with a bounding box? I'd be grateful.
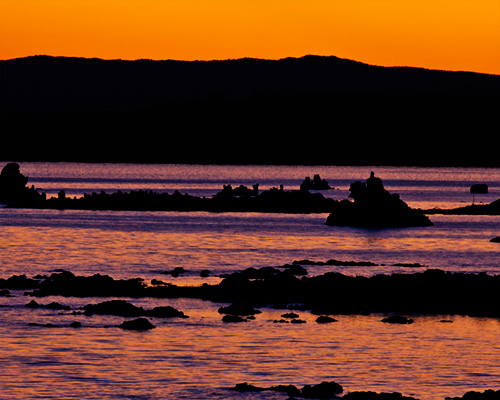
[1,0,499,74]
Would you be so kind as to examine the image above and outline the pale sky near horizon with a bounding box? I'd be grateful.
[1,0,499,74]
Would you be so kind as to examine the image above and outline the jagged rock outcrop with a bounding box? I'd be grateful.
[325,172,433,228]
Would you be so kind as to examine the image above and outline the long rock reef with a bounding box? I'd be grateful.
[3,264,500,319]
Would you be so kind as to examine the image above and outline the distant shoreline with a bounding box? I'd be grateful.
[1,55,498,167]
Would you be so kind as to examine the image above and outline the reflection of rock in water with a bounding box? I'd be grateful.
[325,172,433,228]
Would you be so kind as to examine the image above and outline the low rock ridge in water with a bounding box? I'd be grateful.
[2,262,500,318]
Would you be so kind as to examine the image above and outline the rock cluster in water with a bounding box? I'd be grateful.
[233,381,500,400]
[3,263,500,319]
[2,163,499,218]
[325,172,433,228]
[0,163,45,205]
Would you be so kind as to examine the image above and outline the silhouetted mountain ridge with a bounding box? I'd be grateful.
[1,55,499,166]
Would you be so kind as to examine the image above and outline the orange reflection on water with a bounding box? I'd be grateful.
[1,296,499,400]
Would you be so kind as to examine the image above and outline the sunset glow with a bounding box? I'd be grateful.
[1,0,499,74]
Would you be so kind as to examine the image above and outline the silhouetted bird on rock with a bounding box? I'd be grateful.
[325,172,433,228]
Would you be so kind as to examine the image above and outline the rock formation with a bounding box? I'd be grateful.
[325,172,433,228]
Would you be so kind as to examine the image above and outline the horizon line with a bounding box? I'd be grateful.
[2,53,498,76]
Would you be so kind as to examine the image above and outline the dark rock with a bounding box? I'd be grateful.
[283,264,308,276]
[82,300,188,319]
[233,382,266,392]
[146,306,189,319]
[200,269,210,277]
[222,315,247,323]
[269,384,301,396]
[300,175,332,191]
[343,391,420,400]
[301,381,343,399]
[0,163,28,203]
[218,303,262,316]
[3,274,40,289]
[470,184,488,194]
[150,279,167,285]
[29,273,147,298]
[316,315,337,323]
[69,321,82,328]
[83,300,145,317]
[45,302,71,310]
[162,267,186,277]
[290,319,306,324]
[281,312,300,319]
[0,163,45,205]
[49,269,76,280]
[325,172,433,228]
[293,259,378,267]
[445,389,500,400]
[273,319,290,323]
[490,237,500,243]
[25,300,40,308]
[393,263,427,268]
[424,198,500,216]
[119,318,155,330]
[0,289,10,296]
[381,316,414,324]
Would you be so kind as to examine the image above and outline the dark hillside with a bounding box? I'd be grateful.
[1,55,499,165]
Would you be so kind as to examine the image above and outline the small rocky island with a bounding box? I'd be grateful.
[325,172,433,228]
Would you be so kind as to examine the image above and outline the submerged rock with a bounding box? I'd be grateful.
[233,380,342,398]
[445,389,500,400]
[301,381,343,399]
[218,303,262,316]
[119,318,155,330]
[316,315,337,323]
[83,300,188,319]
[146,306,189,319]
[83,300,145,317]
[221,315,247,323]
[300,174,332,191]
[233,382,266,392]
[343,391,420,400]
[325,172,433,228]
[381,316,414,324]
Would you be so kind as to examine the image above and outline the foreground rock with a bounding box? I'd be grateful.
[446,389,500,400]
[83,300,188,319]
[343,392,420,400]
[233,380,342,398]
[300,174,332,191]
[325,172,433,228]
[381,316,414,324]
[0,162,45,205]
[4,265,500,318]
[425,198,500,216]
[119,318,155,330]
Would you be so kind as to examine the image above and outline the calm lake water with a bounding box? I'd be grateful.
[0,163,499,399]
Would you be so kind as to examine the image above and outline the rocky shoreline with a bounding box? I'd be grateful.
[232,380,500,400]
[2,263,499,399]
[2,262,499,319]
